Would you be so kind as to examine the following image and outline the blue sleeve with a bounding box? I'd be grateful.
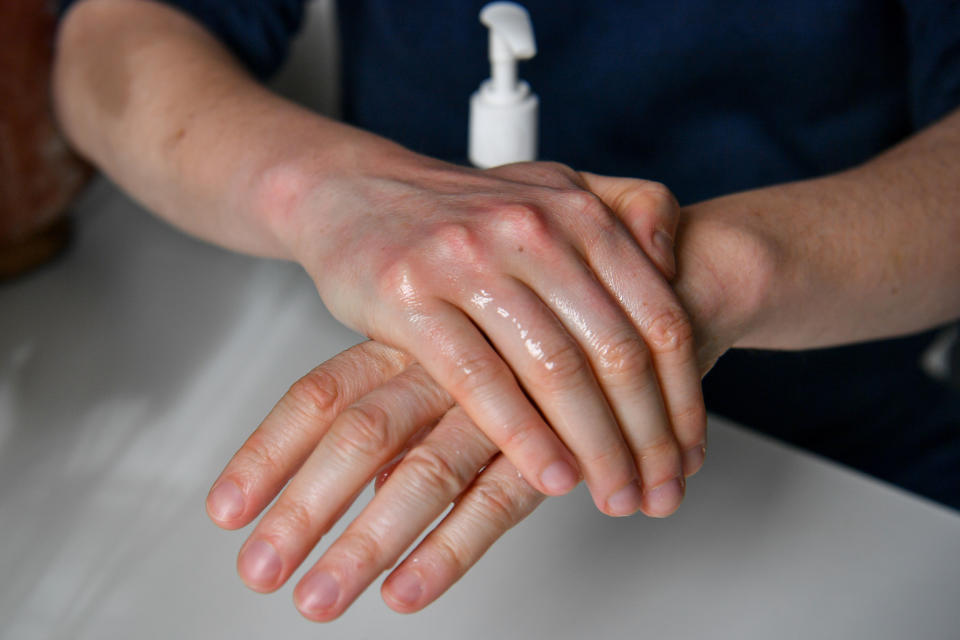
[59,0,308,79]
[900,0,960,127]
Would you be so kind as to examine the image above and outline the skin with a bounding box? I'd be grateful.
[53,0,960,623]
[209,107,960,620]
[54,0,705,520]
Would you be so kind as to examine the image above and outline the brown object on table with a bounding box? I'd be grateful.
[1,0,92,280]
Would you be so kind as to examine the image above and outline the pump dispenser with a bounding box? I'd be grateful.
[468,2,538,168]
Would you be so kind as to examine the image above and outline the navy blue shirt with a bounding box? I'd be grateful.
[60,0,960,507]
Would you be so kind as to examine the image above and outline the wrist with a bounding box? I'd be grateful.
[250,122,425,264]
[673,195,782,369]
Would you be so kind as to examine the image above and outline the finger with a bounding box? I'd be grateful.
[235,364,452,592]
[459,276,644,517]
[579,172,680,280]
[514,253,683,516]
[293,407,498,622]
[389,298,581,497]
[583,214,707,495]
[206,341,413,530]
[381,453,545,613]
[580,177,706,478]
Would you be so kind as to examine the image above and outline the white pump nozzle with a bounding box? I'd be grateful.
[469,2,539,168]
[480,2,536,99]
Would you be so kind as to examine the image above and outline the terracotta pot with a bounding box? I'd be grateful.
[0,0,91,279]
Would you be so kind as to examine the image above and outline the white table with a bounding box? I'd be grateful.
[2,179,958,640]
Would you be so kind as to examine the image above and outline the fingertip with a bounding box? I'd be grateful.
[206,479,247,528]
[537,459,580,496]
[602,480,644,517]
[641,476,685,518]
[382,569,428,614]
[652,229,677,280]
[682,444,706,477]
[295,570,344,622]
[237,539,284,593]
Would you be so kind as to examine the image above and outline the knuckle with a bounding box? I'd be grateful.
[493,202,551,244]
[331,402,397,460]
[468,476,521,530]
[401,446,466,498]
[275,497,317,537]
[642,181,676,206]
[285,368,339,419]
[595,329,652,379]
[428,535,469,577]
[376,258,420,303]
[643,306,694,354]
[581,440,634,473]
[426,222,485,265]
[636,434,680,466]
[498,419,535,453]
[335,528,385,573]
[672,403,708,442]
[536,339,589,393]
[536,160,577,177]
[448,350,506,397]
[238,431,286,476]
[557,190,617,236]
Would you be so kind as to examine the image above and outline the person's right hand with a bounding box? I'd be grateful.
[270,153,706,520]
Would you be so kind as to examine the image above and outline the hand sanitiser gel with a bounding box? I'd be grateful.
[468,2,538,168]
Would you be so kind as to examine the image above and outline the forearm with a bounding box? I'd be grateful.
[677,106,960,354]
[52,0,406,260]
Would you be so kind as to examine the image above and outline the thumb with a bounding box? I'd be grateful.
[579,172,679,280]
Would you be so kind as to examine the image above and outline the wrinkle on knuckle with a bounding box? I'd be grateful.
[536,339,588,394]
[285,368,339,420]
[400,446,466,498]
[239,431,287,476]
[643,306,694,354]
[331,402,397,461]
[581,440,632,472]
[427,534,469,577]
[672,403,708,441]
[467,477,521,530]
[595,329,651,379]
[275,497,317,537]
[335,528,385,573]
[448,350,505,398]
[498,420,535,454]
[636,434,680,467]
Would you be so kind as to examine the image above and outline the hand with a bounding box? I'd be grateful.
[276,156,706,518]
[210,340,692,620]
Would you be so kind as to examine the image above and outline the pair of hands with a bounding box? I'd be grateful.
[206,158,720,620]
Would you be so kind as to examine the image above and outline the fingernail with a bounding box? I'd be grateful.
[238,540,282,588]
[653,229,677,279]
[540,460,578,494]
[389,570,424,607]
[606,481,643,516]
[299,571,340,614]
[644,477,684,517]
[207,480,245,522]
[682,444,706,477]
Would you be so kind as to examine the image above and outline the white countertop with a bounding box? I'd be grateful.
[2,179,959,640]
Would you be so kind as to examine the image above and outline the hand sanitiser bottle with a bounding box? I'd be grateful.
[468,2,538,168]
